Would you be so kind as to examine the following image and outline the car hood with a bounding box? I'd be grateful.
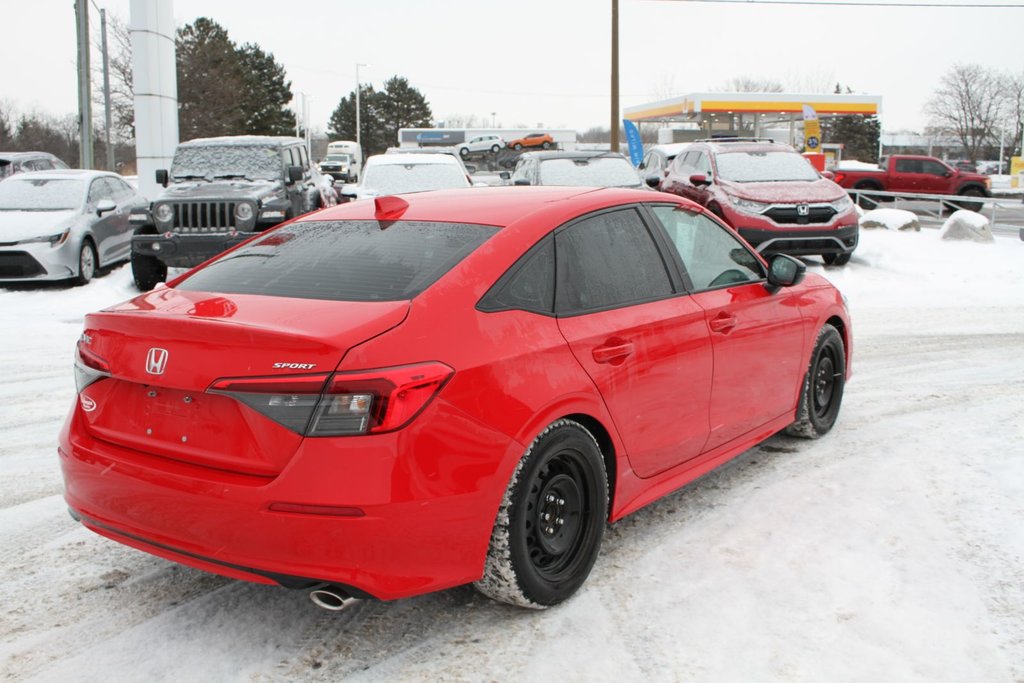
[718,177,846,204]
[0,210,79,243]
[158,179,282,202]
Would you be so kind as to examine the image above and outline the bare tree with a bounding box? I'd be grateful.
[1002,70,1024,158]
[91,13,136,143]
[720,76,784,93]
[925,64,1004,164]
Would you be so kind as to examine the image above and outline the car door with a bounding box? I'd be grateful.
[106,177,137,259]
[86,177,122,264]
[647,204,806,451]
[554,206,713,478]
[918,159,953,193]
[892,158,923,193]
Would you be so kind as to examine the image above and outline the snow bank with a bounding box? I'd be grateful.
[859,208,920,231]
[836,160,879,171]
[940,210,994,242]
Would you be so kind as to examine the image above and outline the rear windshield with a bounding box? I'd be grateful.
[176,220,499,302]
[539,157,642,188]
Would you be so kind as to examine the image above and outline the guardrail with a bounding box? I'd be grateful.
[847,188,1023,237]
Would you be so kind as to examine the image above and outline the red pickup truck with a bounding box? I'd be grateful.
[833,155,990,210]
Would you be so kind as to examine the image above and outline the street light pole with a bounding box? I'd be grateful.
[75,0,94,169]
[355,63,367,150]
[491,112,497,128]
[97,7,114,170]
[610,0,619,154]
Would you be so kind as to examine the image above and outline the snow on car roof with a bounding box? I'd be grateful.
[178,135,305,148]
[4,169,119,181]
[367,153,462,166]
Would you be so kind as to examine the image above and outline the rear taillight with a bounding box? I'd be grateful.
[209,362,453,437]
[75,340,111,392]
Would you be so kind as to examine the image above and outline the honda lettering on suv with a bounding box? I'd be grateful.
[61,187,851,611]
[657,138,858,266]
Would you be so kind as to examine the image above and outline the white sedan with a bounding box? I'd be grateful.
[340,153,473,201]
[455,135,506,158]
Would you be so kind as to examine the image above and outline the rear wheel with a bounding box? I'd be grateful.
[853,181,881,209]
[131,250,167,291]
[73,239,97,286]
[474,419,607,608]
[822,252,851,266]
[490,144,501,154]
[786,324,846,438]
[459,147,469,158]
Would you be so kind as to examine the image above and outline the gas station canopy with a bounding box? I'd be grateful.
[625,92,881,123]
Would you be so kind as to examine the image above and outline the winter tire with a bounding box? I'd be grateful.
[474,419,607,608]
[822,252,851,266]
[852,181,881,209]
[513,143,523,151]
[541,141,551,149]
[490,145,501,154]
[956,187,984,213]
[459,147,469,157]
[786,324,845,438]
[131,251,167,291]
[73,239,97,286]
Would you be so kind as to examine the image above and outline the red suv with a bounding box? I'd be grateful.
[61,187,851,610]
[656,138,859,266]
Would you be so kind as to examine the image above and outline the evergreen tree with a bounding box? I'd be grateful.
[237,44,297,136]
[378,76,433,148]
[327,84,388,155]
[176,18,245,140]
[821,114,881,163]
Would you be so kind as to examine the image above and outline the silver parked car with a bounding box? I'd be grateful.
[0,170,146,285]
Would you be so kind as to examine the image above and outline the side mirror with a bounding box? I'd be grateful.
[645,174,661,189]
[499,171,511,180]
[287,165,304,183]
[765,254,806,293]
[155,169,168,187]
[513,178,531,186]
[821,171,835,180]
[95,199,116,216]
[690,173,711,186]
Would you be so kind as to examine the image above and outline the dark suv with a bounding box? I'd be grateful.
[655,138,858,266]
[130,136,329,289]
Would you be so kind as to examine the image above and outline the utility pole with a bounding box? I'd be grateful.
[355,63,367,150]
[75,0,94,169]
[610,0,619,154]
[97,6,114,170]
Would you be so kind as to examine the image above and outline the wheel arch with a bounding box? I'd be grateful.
[563,412,617,517]
[957,183,986,196]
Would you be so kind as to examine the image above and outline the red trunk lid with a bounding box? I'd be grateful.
[76,287,409,476]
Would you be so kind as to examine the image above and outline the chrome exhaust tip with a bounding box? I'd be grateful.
[309,587,360,612]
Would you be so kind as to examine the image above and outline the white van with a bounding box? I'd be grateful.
[325,141,362,182]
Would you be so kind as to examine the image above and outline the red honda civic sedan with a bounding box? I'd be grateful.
[60,186,851,610]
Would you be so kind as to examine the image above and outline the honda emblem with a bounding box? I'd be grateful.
[146,348,169,375]
[796,204,810,217]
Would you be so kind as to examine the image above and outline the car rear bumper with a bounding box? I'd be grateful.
[58,396,518,600]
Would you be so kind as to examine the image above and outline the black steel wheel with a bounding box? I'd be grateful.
[475,419,607,608]
[786,324,846,438]
[956,187,984,213]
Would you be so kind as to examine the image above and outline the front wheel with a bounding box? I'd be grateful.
[490,145,501,154]
[541,141,551,149]
[131,250,167,291]
[786,324,846,438]
[474,419,607,608]
[956,187,984,213]
[459,147,469,158]
[73,239,97,286]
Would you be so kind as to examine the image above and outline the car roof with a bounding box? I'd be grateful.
[5,169,120,181]
[178,135,305,148]
[697,139,795,154]
[0,151,61,161]
[307,186,678,227]
[367,153,462,166]
[648,142,691,156]
[520,151,629,162]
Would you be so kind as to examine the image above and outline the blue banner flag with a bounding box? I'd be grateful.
[623,119,643,167]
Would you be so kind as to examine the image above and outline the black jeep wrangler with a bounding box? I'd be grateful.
[130,136,330,290]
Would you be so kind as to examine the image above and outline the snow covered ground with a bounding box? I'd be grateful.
[1,227,1022,682]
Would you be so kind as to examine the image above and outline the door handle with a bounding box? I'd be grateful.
[709,312,737,334]
[592,342,634,364]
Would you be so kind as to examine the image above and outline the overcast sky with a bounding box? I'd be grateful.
[2,0,1023,136]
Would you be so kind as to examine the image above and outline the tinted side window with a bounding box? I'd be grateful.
[87,179,112,203]
[921,160,947,176]
[177,220,499,302]
[556,208,673,314]
[651,205,764,291]
[478,237,554,314]
[895,158,922,174]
